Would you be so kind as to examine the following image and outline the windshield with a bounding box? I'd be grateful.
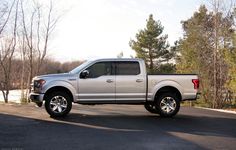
[69,60,92,74]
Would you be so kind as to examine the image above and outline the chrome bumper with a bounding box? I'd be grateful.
[29,93,44,103]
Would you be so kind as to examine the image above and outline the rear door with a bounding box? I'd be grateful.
[115,61,146,102]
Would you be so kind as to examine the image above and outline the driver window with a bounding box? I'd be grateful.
[86,62,112,78]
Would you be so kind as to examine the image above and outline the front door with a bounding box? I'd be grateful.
[77,61,115,102]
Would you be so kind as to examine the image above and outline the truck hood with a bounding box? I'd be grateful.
[34,73,75,80]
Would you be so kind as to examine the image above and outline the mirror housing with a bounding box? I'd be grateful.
[80,70,89,79]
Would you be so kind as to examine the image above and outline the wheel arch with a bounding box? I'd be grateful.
[154,86,182,101]
[44,86,74,102]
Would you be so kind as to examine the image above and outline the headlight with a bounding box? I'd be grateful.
[34,79,46,91]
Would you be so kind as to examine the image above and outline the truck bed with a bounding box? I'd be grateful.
[147,74,198,101]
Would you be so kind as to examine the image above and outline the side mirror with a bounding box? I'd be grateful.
[80,70,89,79]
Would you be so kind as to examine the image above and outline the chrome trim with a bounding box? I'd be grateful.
[49,96,68,113]
[160,97,177,114]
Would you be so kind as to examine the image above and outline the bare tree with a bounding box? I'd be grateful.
[20,0,37,101]
[209,0,235,108]
[19,0,59,102]
[19,31,27,102]
[0,0,19,103]
[0,0,60,103]
[35,0,59,75]
[0,1,14,35]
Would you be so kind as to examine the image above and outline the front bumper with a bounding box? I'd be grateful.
[29,93,44,103]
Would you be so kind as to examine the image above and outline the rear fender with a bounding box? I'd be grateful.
[151,80,183,101]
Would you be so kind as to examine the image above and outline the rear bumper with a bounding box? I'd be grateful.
[182,92,201,101]
[29,93,44,103]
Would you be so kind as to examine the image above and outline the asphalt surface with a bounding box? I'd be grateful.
[0,103,236,150]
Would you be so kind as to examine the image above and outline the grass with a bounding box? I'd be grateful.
[20,97,29,104]
[181,99,236,112]
[181,100,211,108]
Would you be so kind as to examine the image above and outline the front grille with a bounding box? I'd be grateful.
[30,81,35,92]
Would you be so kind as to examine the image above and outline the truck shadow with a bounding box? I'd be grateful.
[1,106,236,150]
[0,112,211,150]
[55,112,236,138]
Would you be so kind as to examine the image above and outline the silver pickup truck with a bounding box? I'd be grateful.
[30,58,199,117]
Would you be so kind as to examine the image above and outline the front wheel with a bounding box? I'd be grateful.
[45,91,72,117]
[144,102,159,114]
[155,93,180,117]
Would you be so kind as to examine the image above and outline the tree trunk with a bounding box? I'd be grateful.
[149,48,154,73]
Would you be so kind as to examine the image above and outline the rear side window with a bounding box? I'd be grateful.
[86,62,112,78]
[116,61,140,75]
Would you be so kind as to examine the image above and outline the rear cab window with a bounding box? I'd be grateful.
[116,61,140,75]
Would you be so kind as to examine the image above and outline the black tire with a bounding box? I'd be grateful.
[45,91,72,117]
[35,102,43,107]
[155,93,180,117]
[144,102,159,114]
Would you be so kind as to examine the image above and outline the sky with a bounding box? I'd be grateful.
[47,0,205,62]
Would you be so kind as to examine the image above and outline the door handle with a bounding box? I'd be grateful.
[106,79,114,83]
[136,79,143,83]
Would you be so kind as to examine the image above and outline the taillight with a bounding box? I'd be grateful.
[192,79,199,89]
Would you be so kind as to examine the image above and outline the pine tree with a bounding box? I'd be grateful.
[129,14,169,73]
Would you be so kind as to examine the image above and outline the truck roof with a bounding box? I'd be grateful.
[92,58,143,62]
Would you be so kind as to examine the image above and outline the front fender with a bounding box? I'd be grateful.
[42,80,77,100]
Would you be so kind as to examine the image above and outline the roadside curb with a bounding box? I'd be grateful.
[195,106,236,115]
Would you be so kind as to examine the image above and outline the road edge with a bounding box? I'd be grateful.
[195,106,236,115]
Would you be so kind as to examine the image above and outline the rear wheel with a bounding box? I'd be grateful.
[155,93,180,117]
[45,91,72,117]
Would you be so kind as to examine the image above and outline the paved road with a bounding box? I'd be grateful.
[0,103,236,150]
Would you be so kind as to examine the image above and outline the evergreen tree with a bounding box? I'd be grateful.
[176,5,235,108]
[224,33,236,101]
[129,14,170,73]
